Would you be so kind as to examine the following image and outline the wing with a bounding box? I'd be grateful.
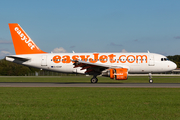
[73,60,117,75]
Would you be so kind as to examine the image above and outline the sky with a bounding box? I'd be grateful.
[0,0,180,59]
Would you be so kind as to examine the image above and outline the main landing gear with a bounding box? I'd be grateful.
[91,76,98,83]
[149,73,153,83]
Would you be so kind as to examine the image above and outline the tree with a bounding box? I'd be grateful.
[167,55,180,68]
[0,59,39,76]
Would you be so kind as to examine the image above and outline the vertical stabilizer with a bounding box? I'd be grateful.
[9,23,46,55]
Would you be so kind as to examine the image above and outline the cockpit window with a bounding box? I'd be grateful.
[161,58,169,61]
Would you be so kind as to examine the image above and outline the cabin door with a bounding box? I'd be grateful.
[41,55,47,66]
[148,55,155,66]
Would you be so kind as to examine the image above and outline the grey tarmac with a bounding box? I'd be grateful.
[0,82,180,88]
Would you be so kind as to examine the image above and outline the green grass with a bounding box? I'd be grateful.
[0,76,180,83]
[0,76,180,119]
[0,88,180,120]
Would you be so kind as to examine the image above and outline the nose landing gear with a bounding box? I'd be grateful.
[149,73,153,83]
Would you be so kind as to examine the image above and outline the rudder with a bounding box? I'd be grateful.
[9,23,46,55]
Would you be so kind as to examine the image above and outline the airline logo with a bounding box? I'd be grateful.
[52,53,148,64]
[14,27,39,50]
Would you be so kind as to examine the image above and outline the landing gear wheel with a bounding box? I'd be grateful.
[148,73,153,83]
[149,79,153,83]
[91,77,98,83]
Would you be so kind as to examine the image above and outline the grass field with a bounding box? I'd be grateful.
[0,76,180,83]
[0,88,180,120]
[0,76,180,120]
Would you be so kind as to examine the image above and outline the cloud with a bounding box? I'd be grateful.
[0,48,9,51]
[109,42,123,47]
[174,36,180,39]
[0,51,11,59]
[0,40,12,44]
[121,49,128,53]
[51,47,67,53]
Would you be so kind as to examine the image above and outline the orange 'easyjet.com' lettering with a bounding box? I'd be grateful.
[52,54,148,64]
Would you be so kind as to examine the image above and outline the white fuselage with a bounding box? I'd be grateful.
[6,52,177,74]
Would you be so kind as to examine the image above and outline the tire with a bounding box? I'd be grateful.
[149,79,153,83]
[91,77,98,83]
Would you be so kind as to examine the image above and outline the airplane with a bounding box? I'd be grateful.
[5,23,177,83]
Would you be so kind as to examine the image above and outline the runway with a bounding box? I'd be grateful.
[0,82,180,88]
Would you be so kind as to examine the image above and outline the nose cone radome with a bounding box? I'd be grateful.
[171,62,177,70]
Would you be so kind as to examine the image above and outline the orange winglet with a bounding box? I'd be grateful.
[9,23,46,55]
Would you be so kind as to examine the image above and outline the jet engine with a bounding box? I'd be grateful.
[102,68,128,80]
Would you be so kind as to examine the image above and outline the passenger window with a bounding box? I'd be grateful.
[161,58,163,61]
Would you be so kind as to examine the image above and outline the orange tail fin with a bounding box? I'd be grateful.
[9,23,46,55]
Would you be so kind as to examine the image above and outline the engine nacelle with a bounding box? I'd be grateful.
[102,68,128,80]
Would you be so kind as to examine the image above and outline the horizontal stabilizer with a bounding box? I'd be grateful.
[6,56,30,62]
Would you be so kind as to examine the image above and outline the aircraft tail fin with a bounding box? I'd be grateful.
[9,23,46,55]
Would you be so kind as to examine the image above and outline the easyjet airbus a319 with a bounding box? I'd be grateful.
[6,23,177,83]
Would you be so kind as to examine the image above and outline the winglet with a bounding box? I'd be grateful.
[9,23,46,55]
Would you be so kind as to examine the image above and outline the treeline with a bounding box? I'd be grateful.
[0,59,39,76]
[167,55,180,68]
[0,55,179,76]
[0,59,74,76]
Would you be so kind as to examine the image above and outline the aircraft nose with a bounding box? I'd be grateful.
[171,62,177,70]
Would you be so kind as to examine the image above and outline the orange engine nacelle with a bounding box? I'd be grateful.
[109,68,128,80]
